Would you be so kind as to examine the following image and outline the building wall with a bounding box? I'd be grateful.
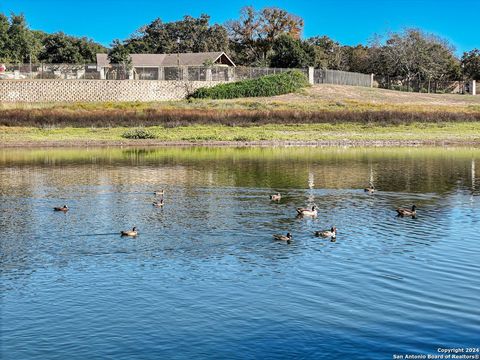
[0,80,226,102]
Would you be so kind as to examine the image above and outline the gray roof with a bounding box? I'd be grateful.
[96,52,235,67]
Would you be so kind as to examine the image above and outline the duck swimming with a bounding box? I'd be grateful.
[396,205,417,217]
[154,190,164,196]
[364,186,375,193]
[153,199,164,207]
[53,205,69,212]
[270,193,281,201]
[121,227,138,237]
[315,226,337,238]
[296,205,317,217]
[273,233,292,243]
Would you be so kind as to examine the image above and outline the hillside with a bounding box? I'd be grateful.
[2,84,479,112]
[1,84,480,146]
[274,85,480,107]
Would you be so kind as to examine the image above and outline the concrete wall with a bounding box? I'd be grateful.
[0,80,226,102]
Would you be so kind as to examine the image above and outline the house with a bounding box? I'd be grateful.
[96,52,235,80]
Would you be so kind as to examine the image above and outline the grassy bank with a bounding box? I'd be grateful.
[1,85,479,146]
[1,122,479,146]
[1,85,480,128]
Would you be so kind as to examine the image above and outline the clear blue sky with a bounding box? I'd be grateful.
[1,0,478,55]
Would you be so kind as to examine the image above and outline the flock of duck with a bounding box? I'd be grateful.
[271,185,417,244]
[53,184,417,242]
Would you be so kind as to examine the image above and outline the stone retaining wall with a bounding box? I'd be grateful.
[0,80,225,102]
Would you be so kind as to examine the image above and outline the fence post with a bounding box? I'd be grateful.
[182,66,188,81]
[228,67,234,82]
[206,67,212,81]
[308,67,314,85]
[370,73,374,87]
[471,80,477,96]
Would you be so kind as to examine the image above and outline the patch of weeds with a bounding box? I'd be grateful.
[122,128,157,139]
[232,135,250,141]
[180,134,220,141]
[39,124,57,130]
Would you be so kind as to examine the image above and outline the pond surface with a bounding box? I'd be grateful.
[1,147,479,359]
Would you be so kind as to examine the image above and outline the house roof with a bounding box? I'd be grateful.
[96,52,235,67]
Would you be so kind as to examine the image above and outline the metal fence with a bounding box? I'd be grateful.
[234,66,308,80]
[0,63,312,82]
[3,63,475,94]
[0,64,102,80]
[374,76,469,94]
[314,69,372,87]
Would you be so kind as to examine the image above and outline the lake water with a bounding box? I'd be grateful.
[1,147,479,359]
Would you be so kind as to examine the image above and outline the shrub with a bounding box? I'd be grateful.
[121,128,157,139]
[189,70,309,99]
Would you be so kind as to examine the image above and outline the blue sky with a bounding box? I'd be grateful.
[1,0,478,54]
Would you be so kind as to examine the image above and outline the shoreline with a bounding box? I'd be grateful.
[2,85,479,149]
[2,139,480,148]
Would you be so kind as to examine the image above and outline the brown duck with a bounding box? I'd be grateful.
[273,233,292,242]
[396,205,417,217]
[53,205,69,212]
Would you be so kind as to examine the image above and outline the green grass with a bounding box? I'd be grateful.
[122,128,157,139]
[2,122,480,144]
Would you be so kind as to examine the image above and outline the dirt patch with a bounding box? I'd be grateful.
[269,85,480,106]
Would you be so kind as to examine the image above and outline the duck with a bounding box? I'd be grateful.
[364,185,375,193]
[396,205,417,217]
[53,205,69,212]
[121,227,138,237]
[270,193,281,201]
[273,233,292,243]
[154,190,164,196]
[315,226,337,238]
[153,199,164,207]
[296,205,317,217]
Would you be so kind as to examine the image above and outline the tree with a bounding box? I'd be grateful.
[0,13,10,62]
[258,7,303,58]
[226,7,262,65]
[38,32,105,63]
[373,28,460,81]
[39,33,83,63]
[227,6,304,65]
[115,14,229,55]
[270,34,313,68]
[6,13,40,63]
[0,13,105,64]
[306,36,346,70]
[462,49,480,80]
[342,45,372,73]
[108,39,132,67]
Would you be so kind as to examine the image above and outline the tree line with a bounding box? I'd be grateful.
[0,13,105,64]
[0,8,479,80]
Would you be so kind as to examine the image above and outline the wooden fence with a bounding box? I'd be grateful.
[314,69,372,87]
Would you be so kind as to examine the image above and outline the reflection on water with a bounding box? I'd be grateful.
[1,147,479,360]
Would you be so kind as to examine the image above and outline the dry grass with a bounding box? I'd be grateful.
[1,108,480,128]
[1,84,479,128]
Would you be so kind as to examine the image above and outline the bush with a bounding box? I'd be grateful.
[189,70,309,99]
[121,128,157,139]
